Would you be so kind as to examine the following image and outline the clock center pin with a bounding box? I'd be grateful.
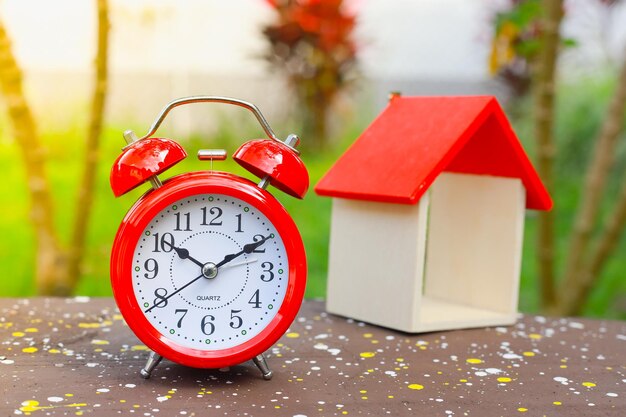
[201,262,218,279]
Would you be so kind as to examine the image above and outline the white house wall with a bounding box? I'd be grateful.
[423,172,525,318]
[326,196,429,332]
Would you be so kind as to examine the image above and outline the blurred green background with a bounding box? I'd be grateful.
[1,0,625,320]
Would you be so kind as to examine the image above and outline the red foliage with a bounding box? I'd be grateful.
[262,0,358,147]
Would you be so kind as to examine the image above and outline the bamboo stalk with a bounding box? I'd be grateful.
[66,0,110,292]
[558,49,626,315]
[533,0,564,310]
[563,173,626,315]
[0,20,67,295]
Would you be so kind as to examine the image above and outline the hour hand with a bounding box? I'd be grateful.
[162,241,204,268]
[216,235,271,268]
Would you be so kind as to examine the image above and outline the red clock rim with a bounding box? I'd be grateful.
[110,171,307,369]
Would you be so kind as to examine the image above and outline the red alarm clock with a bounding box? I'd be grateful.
[110,96,308,380]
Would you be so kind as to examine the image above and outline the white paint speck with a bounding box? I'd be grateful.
[553,377,569,385]
[607,393,618,397]
[475,371,488,377]
[485,368,502,375]
[0,359,15,365]
[328,348,341,356]
[616,334,626,341]
[47,397,63,403]
[125,384,136,388]
[157,396,169,402]
[293,415,308,417]
[569,322,584,329]
[86,363,99,368]
[503,353,522,360]
[96,388,110,393]
[313,343,328,351]
[73,296,90,303]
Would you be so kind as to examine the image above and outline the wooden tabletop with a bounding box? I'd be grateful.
[0,298,624,416]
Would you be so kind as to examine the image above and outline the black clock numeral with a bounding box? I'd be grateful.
[143,258,159,279]
[153,288,168,309]
[235,213,243,233]
[201,207,223,226]
[200,315,216,335]
[252,234,266,253]
[229,309,243,329]
[260,262,274,282]
[174,212,191,231]
[152,233,175,253]
[248,289,262,309]
[174,309,188,328]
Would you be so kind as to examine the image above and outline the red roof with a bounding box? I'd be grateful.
[315,96,552,210]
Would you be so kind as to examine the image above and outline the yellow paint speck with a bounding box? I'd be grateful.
[12,331,25,337]
[78,323,101,329]
[560,365,567,369]
[522,351,535,357]
[342,412,348,415]
[408,383,424,390]
[497,377,512,383]
[20,400,49,412]
[48,349,60,354]
[24,328,38,333]
[130,345,148,351]
[529,333,542,340]
[396,358,404,362]
[518,407,528,412]
[359,390,367,394]
[553,401,562,406]
[360,352,376,358]
[91,340,109,345]
[22,347,38,353]
[65,394,74,397]
[286,332,300,338]
[582,382,596,388]
[363,333,373,338]
[388,395,394,399]
[466,358,482,364]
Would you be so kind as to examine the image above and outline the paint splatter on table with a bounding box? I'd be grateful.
[0,298,624,416]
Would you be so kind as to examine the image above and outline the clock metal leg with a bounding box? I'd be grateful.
[140,351,163,379]
[253,353,273,380]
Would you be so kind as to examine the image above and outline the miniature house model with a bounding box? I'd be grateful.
[315,95,552,333]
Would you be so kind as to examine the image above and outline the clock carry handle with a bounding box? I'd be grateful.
[110,96,309,199]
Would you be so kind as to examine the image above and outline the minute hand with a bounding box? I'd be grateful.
[215,235,271,269]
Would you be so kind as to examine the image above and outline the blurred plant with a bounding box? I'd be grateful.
[500,0,626,316]
[489,0,576,98]
[261,0,358,149]
[0,0,110,295]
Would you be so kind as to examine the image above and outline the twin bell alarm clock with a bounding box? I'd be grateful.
[109,96,308,380]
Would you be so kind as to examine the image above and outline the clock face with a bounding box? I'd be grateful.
[132,193,288,351]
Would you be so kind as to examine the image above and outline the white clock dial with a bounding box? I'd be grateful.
[132,194,289,350]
